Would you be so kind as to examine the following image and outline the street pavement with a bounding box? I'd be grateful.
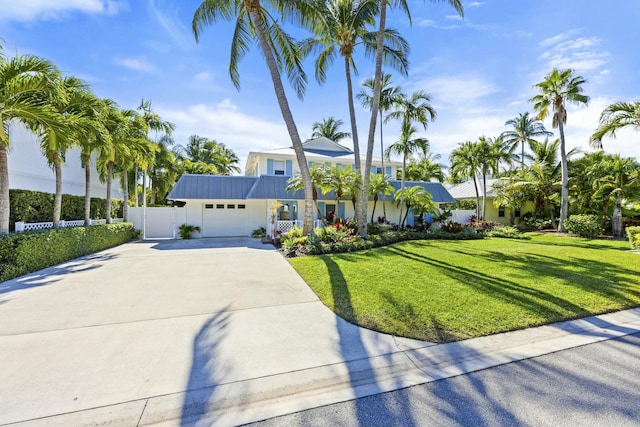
[248,332,640,427]
[0,237,639,427]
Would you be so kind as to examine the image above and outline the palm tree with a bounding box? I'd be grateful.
[592,154,640,237]
[360,0,463,236]
[501,112,553,168]
[450,140,481,219]
[193,0,317,234]
[357,72,403,182]
[531,68,589,231]
[368,172,394,223]
[35,76,102,228]
[590,101,640,149]
[393,185,434,227]
[0,51,65,233]
[137,99,175,205]
[286,163,328,222]
[404,151,445,183]
[386,121,429,225]
[301,0,409,171]
[175,135,240,176]
[321,165,360,219]
[311,117,351,142]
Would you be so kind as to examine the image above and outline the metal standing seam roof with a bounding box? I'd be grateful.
[388,181,456,204]
[168,174,456,203]
[167,174,258,200]
[447,178,499,199]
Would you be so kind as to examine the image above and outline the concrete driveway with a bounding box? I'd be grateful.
[0,238,430,426]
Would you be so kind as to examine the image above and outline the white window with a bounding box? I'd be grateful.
[274,160,285,175]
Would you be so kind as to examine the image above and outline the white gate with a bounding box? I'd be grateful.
[129,207,186,239]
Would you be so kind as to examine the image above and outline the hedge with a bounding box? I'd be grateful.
[9,189,124,231]
[627,226,640,250]
[563,214,604,239]
[0,223,136,282]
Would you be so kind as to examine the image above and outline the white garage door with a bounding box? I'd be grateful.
[202,202,249,237]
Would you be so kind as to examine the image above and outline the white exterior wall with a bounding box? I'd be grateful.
[7,122,123,199]
[252,155,399,178]
[182,199,265,237]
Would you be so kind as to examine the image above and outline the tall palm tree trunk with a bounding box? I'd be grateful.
[558,121,569,232]
[399,154,406,226]
[345,57,364,232]
[106,162,113,224]
[360,0,387,237]
[122,169,129,222]
[380,109,386,217]
[472,175,480,219]
[134,163,139,207]
[142,171,147,207]
[150,169,157,205]
[248,4,313,235]
[52,154,63,229]
[0,145,11,234]
[83,154,91,226]
[345,58,361,170]
[371,196,378,224]
[482,174,487,221]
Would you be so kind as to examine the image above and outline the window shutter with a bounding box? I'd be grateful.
[285,160,293,176]
[385,166,392,177]
[338,202,345,219]
[318,202,325,219]
[267,159,274,175]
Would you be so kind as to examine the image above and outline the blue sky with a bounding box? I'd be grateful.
[2,0,639,173]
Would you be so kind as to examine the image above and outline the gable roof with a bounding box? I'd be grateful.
[447,178,499,199]
[168,174,455,203]
[302,137,353,153]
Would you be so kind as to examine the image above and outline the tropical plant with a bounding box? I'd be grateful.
[591,154,640,237]
[192,0,316,234]
[360,0,463,237]
[358,72,404,180]
[531,68,589,231]
[404,152,446,183]
[0,51,64,233]
[450,140,481,218]
[501,112,553,168]
[368,172,394,223]
[179,223,201,239]
[322,165,360,214]
[286,163,328,221]
[175,135,240,176]
[310,117,351,142]
[590,101,640,149]
[386,121,430,224]
[137,99,176,205]
[563,214,603,239]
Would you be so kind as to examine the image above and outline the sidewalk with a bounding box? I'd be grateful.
[1,238,639,427]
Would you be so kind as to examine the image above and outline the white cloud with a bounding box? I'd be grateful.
[157,101,292,173]
[0,0,123,22]
[537,33,610,74]
[445,14,464,21]
[115,57,156,73]
[412,74,500,106]
[146,0,193,49]
[418,19,437,27]
[467,1,485,7]
[194,71,212,82]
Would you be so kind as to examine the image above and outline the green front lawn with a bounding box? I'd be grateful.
[290,234,640,343]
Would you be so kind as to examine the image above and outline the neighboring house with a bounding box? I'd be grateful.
[447,178,534,225]
[166,138,455,238]
[7,122,123,199]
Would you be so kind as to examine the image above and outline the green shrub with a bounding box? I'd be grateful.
[520,213,552,231]
[283,226,304,239]
[564,215,603,239]
[178,224,201,239]
[486,226,531,240]
[626,226,640,249]
[440,221,464,233]
[251,227,266,237]
[0,223,136,282]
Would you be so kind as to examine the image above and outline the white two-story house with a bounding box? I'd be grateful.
[167,137,455,238]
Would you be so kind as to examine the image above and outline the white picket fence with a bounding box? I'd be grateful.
[15,218,123,232]
[267,219,324,238]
